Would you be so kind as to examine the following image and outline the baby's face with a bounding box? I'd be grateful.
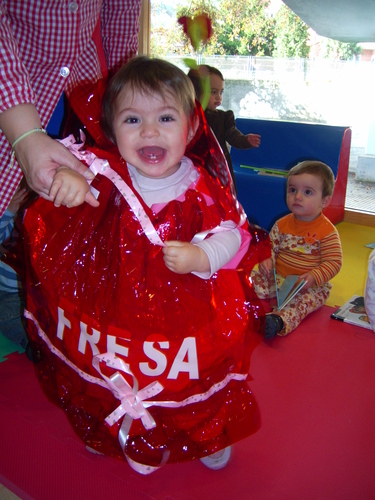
[287,173,331,221]
[113,88,192,179]
[207,74,224,111]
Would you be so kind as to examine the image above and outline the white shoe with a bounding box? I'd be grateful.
[85,445,104,455]
[200,446,231,470]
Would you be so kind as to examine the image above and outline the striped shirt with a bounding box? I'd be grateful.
[271,213,343,287]
[0,208,21,291]
[0,0,141,216]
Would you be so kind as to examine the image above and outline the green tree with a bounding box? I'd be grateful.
[273,4,309,58]
[151,0,220,57]
[319,38,362,60]
[151,25,185,57]
[175,0,220,55]
[216,0,275,56]
[151,0,276,57]
[150,0,191,57]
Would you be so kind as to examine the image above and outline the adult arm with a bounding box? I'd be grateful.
[0,3,97,206]
[0,104,98,206]
[100,0,142,74]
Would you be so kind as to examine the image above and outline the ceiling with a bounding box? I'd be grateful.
[282,0,375,43]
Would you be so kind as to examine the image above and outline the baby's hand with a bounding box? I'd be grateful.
[162,241,210,274]
[300,271,316,290]
[49,167,98,208]
[259,257,273,278]
[247,134,261,148]
[7,185,29,214]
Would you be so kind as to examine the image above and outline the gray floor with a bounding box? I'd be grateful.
[0,485,20,500]
[345,172,375,214]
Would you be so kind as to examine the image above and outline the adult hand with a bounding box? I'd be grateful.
[0,103,98,208]
[14,132,99,207]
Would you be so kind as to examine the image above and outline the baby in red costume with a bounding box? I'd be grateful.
[22,57,270,474]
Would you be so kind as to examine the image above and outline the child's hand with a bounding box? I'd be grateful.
[49,167,99,208]
[246,134,261,148]
[300,271,316,290]
[162,241,210,275]
[259,257,273,278]
[7,185,29,214]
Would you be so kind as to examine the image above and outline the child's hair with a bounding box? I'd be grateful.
[187,68,203,101]
[287,160,335,198]
[205,65,224,81]
[187,65,224,102]
[101,56,196,144]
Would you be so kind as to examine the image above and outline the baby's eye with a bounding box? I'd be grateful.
[125,117,139,124]
[160,115,174,122]
[288,187,296,193]
[211,90,217,95]
[305,189,313,195]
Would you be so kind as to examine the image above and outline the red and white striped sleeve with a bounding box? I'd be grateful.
[0,1,35,112]
[311,229,343,286]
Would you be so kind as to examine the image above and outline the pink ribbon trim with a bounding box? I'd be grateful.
[92,353,163,429]
[60,134,244,248]
[25,309,248,473]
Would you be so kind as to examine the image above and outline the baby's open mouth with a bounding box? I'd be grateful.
[140,146,165,160]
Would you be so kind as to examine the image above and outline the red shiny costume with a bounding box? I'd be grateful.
[21,100,271,470]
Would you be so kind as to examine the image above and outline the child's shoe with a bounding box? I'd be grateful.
[265,314,284,338]
[200,446,231,470]
[25,341,41,362]
[86,445,104,455]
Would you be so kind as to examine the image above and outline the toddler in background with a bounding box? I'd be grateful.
[188,65,260,191]
[365,249,375,331]
[252,160,343,338]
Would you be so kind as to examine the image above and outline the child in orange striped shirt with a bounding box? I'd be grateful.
[253,160,343,338]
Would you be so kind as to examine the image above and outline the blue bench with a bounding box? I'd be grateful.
[231,118,352,231]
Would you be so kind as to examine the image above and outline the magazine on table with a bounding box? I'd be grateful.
[269,269,306,311]
[331,295,372,330]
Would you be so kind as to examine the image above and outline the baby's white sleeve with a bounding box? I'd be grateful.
[365,249,375,331]
[192,228,242,279]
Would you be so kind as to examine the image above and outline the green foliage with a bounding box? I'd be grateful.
[273,4,309,58]
[215,0,275,56]
[151,0,275,57]
[150,0,363,60]
[319,38,362,60]
[175,0,220,55]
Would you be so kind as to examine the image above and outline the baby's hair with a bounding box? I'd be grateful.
[205,65,224,81]
[187,65,224,102]
[101,56,196,144]
[287,160,335,198]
